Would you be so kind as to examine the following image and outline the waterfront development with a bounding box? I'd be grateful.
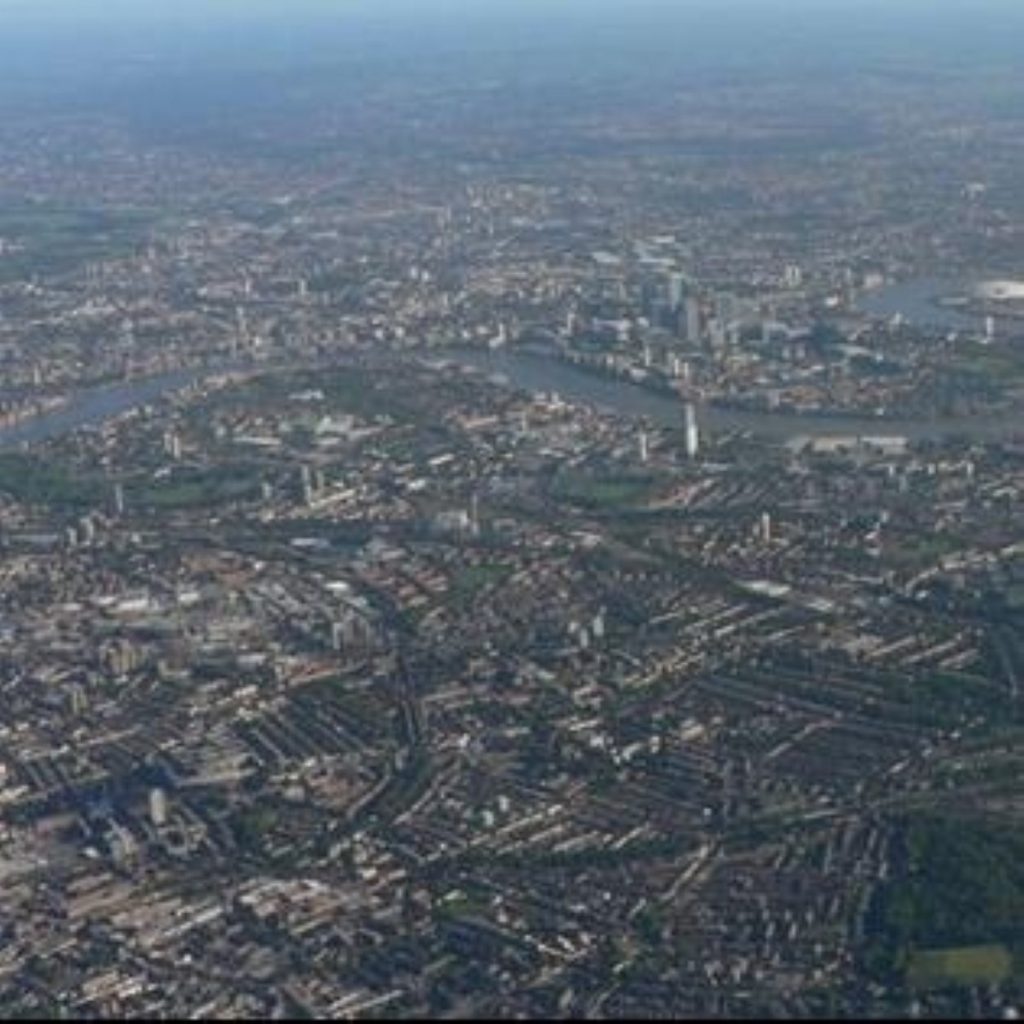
[858,277,1024,332]
[447,345,1024,442]
[7,336,1024,454]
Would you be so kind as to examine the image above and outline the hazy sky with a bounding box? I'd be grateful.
[1,0,1016,23]
[1,0,1021,88]
[4,0,1021,38]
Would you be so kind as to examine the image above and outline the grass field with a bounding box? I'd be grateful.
[551,472,658,510]
[132,469,262,510]
[451,564,512,607]
[907,944,1013,988]
[884,531,963,571]
[951,345,1024,385]
[0,452,105,509]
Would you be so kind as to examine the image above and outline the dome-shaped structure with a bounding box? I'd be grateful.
[975,279,1024,302]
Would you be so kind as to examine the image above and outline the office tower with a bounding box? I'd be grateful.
[760,511,772,544]
[639,431,649,464]
[300,465,313,506]
[113,483,125,517]
[785,264,803,288]
[985,316,996,343]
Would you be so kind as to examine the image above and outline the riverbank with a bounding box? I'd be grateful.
[2,340,1022,454]
[444,346,1022,443]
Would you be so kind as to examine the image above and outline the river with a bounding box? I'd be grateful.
[856,275,1024,334]
[445,273,1024,442]
[1,330,1020,453]
[856,276,972,331]
[0,368,202,450]
[446,347,1020,443]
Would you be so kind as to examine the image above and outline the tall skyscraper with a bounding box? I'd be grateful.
[70,684,88,717]
[149,788,168,828]
[685,403,700,459]
[667,271,685,312]
[685,297,702,344]
[470,493,481,535]
[709,318,727,352]
[80,516,96,546]
[164,432,182,460]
